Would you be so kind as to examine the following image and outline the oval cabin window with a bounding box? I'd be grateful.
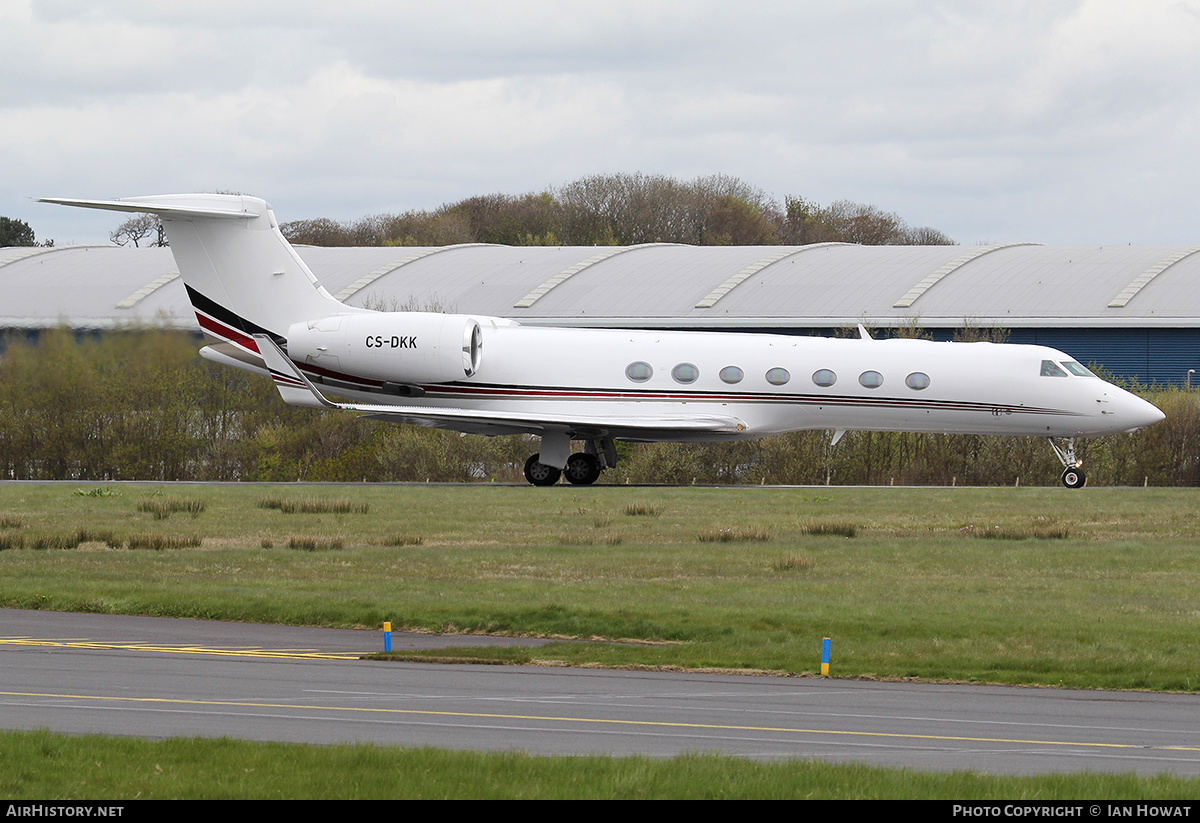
[626,361,653,383]
[672,363,699,384]
[812,369,836,387]
[766,368,791,386]
[905,372,930,390]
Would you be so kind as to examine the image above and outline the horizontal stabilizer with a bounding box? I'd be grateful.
[37,195,261,220]
[198,345,269,379]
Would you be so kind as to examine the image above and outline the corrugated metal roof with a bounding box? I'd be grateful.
[4,242,1200,331]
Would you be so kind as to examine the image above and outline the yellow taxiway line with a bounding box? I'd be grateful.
[5,638,1198,755]
[0,637,361,660]
[1,687,1198,753]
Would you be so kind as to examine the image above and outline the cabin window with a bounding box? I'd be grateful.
[626,361,653,382]
[905,372,930,390]
[719,366,744,384]
[859,370,884,389]
[672,363,699,384]
[1062,361,1094,377]
[766,367,790,386]
[812,369,836,387]
[1040,360,1068,377]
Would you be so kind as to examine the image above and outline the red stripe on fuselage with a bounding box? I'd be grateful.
[196,311,383,389]
[192,312,1076,418]
[419,383,1074,416]
[197,312,259,352]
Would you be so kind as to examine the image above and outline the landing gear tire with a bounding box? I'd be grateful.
[524,454,561,486]
[563,453,601,486]
[1049,438,1086,490]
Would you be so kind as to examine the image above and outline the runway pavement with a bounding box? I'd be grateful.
[3,608,1200,776]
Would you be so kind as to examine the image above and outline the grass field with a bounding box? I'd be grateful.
[5,481,1200,799]
[5,728,1200,799]
[2,482,1198,691]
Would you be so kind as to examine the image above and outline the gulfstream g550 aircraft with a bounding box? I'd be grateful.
[41,194,1164,487]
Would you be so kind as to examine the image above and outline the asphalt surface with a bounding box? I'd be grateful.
[3,608,1200,775]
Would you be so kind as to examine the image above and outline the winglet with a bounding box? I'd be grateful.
[254,334,338,410]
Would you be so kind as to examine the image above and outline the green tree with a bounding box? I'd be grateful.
[798,200,956,246]
[702,195,776,245]
[271,174,956,250]
[279,217,354,246]
[0,217,36,247]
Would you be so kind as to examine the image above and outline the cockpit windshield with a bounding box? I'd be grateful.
[1041,360,1095,377]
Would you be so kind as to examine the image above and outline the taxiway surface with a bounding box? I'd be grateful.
[2,609,1199,776]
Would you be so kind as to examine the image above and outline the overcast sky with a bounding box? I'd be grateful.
[5,0,1200,246]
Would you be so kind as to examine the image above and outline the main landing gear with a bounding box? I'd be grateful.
[1048,437,1086,489]
[524,453,602,486]
[523,454,561,486]
[523,437,615,486]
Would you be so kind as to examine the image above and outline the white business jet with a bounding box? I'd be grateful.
[41,194,1165,487]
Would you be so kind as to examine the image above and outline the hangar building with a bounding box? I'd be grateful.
[2,241,1197,384]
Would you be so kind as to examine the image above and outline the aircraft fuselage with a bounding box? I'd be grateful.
[287,323,1161,441]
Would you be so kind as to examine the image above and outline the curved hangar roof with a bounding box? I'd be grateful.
[3,241,1200,331]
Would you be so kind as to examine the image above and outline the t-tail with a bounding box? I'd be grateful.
[37,194,363,371]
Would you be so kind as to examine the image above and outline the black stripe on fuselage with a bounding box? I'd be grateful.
[187,288,382,389]
[417,381,1079,417]
[183,289,1079,419]
[185,286,285,345]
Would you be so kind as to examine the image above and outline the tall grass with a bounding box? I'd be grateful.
[805,522,857,538]
[771,555,814,572]
[137,499,207,519]
[697,528,769,542]
[259,497,369,515]
[964,525,1070,540]
[124,534,203,550]
[287,536,344,551]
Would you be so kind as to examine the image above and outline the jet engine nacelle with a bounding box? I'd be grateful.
[286,312,483,384]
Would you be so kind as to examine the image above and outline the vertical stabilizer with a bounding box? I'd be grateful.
[39,194,356,340]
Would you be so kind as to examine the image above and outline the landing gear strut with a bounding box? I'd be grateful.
[1048,438,1086,489]
[523,437,615,486]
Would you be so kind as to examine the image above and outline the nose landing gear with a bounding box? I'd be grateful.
[1060,465,1086,489]
[1048,438,1086,488]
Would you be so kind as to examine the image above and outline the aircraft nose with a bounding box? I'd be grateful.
[1112,389,1165,432]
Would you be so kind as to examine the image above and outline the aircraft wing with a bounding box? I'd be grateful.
[254,335,748,439]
